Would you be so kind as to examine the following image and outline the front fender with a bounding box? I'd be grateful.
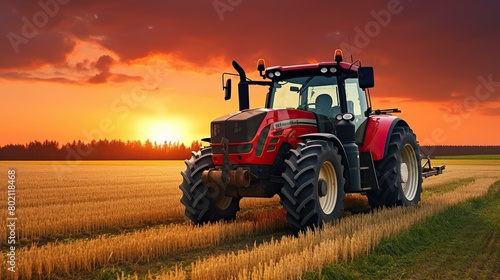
[359,115,408,161]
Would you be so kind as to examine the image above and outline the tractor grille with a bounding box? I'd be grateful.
[212,144,253,154]
[211,110,267,145]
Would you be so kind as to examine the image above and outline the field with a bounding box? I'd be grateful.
[0,159,498,279]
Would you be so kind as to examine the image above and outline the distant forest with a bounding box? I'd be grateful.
[419,145,500,157]
[0,140,498,160]
[0,140,202,160]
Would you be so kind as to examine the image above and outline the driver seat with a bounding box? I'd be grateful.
[315,94,333,117]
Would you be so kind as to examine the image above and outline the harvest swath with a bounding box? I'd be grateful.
[0,160,498,279]
[0,161,280,244]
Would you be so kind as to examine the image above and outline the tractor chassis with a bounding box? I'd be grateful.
[201,137,281,198]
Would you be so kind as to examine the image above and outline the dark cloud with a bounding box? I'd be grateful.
[85,55,141,83]
[76,59,90,72]
[87,71,108,84]
[92,55,113,72]
[111,73,142,83]
[0,71,79,84]
[0,0,499,108]
[0,1,75,69]
[87,55,114,83]
[0,54,140,84]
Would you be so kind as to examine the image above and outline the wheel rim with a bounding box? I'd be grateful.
[400,144,418,200]
[318,161,338,215]
[212,187,232,210]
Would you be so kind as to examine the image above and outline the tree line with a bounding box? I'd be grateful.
[0,141,498,160]
[419,145,500,157]
[0,139,202,160]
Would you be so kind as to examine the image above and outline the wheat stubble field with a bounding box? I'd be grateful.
[0,159,498,279]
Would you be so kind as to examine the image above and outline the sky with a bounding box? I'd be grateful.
[1,0,499,147]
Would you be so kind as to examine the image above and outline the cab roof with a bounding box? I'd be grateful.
[264,61,359,80]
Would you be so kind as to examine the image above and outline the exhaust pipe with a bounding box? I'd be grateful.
[232,61,250,111]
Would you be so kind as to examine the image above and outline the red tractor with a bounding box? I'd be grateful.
[180,49,444,230]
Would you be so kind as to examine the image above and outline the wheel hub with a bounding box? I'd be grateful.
[400,162,409,183]
[318,179,328,197]
[212,186,232,210]
[318,161,338,215]
[401,143,419,201]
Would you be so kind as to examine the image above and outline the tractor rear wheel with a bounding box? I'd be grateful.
[179,147,240,224]
[280,140,346,230]
[368,126,422,208]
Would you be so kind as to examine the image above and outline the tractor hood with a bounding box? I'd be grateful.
[211,109,269,144]
[210,108,318,166]
[211,108,318,144]
[211,107,319,143]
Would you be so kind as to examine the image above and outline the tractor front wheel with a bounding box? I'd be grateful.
[179,147,240,224]
[280,140,346,230]
[368,126,422,208]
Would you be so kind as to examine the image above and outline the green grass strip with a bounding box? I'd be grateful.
[422,177,476,197]
[305,179,500,280]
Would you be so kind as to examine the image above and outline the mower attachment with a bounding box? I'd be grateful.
[421,155,445,178]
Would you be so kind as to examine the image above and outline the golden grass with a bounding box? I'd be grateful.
[12,209,287,279]
[0,162,282,244]
[0,161,498,279]
[189,175,498,280]
[0,162,184,243]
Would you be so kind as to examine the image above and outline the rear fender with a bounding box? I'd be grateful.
[298,133,352,191]
[359,116,408,161]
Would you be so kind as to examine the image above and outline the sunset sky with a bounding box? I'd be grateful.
[1,0,499,147]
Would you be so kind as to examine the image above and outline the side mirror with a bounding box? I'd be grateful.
[224,79,231,100]
[358,67,374,89]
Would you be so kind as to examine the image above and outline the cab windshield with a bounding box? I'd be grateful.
[268,75,369,129]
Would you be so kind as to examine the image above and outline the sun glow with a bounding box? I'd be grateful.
[140,120,186,145]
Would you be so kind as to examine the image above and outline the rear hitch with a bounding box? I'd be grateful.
[421,155,445,178]
[202,137,257,191]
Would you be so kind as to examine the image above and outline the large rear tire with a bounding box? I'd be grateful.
[367,126,422,208]
[280,140,346,230]
[179,147,240,224]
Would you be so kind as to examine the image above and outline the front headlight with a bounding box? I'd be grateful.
[335,113,354,121]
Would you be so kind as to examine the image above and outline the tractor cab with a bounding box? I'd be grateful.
[262,49,372,142]
[266,69,370,133]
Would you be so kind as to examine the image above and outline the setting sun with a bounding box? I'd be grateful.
[140,119,186,144]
